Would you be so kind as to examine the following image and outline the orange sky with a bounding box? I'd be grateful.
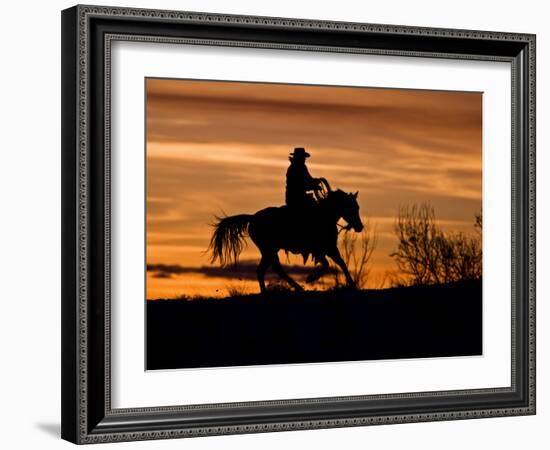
[146,78,482,299]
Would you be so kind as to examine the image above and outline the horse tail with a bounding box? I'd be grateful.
[209,214,253,267]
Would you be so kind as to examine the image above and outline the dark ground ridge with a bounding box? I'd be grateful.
[146,279,482,370]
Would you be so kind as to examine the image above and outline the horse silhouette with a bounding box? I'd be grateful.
[209,180,364,293]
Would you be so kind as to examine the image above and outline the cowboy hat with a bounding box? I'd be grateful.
[289,147,310,158]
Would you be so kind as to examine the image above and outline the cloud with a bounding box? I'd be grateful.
[145,78,482,296]
[147,260,336,280]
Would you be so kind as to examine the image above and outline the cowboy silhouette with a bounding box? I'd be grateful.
[285,147,323,209]
[210,147,364,291]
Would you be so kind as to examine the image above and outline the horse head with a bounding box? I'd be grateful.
[326,189,364,232]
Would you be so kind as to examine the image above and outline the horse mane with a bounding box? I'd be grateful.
[319,188,347,205]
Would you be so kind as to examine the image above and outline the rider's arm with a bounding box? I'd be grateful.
[303,166,322,190]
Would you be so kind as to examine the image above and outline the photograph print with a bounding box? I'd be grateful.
[145,78,482,370]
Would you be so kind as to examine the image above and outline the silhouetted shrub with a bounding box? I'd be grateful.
[391,203,481,286]
[332,218,378,289]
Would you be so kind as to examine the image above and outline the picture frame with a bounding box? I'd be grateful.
[61,4,536,444]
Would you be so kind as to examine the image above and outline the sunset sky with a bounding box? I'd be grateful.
[146,78,482,299]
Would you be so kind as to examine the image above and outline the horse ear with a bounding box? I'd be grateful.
[353,191,359,199]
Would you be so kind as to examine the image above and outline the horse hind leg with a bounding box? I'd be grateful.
[272,254,303,292]
[256,254,272,293]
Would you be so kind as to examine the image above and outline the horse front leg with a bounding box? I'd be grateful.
[328,248,356,288]
[306,256,329,284]
[272,254,303,291]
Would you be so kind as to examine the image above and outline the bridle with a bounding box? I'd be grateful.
[314,179,356,234]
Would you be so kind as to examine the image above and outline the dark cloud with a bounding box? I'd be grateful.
[146,80,481,154]
[147,260,336,281]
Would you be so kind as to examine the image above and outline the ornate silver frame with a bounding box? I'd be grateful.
[61,4,536,444]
